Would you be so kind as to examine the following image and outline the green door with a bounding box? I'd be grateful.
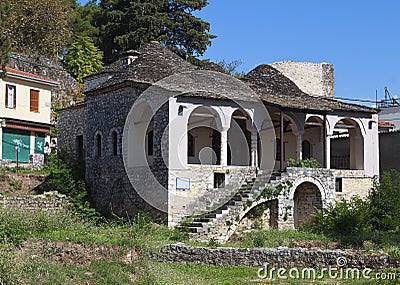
[34,132,45,154]
[2,128,31,162]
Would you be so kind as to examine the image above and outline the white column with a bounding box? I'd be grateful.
[325,135,331,169]
[220,127,229,166]
[250,130,258,167]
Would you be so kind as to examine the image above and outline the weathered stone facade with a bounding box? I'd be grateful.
[271,61,334,97]
[57,42,379,239]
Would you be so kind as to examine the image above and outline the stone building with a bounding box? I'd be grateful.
[57,42,379,242]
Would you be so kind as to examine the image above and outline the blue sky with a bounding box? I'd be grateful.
[79,1,400,103]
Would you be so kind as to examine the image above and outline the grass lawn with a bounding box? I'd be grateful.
[0,208,399,284]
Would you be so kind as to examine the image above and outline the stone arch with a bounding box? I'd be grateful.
[293,181,323,228]
[187,106,223,165]
[75,128,84,160]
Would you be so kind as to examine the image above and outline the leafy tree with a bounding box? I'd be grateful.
[5,0,73,59]
[217,59,246,78]
[99,0,168,63]
[0,0,10,76]
[64,36,103,85]
[70,0,101,43]
[161,0,216,63]
[98,0,215,63]
[368,170,400,231]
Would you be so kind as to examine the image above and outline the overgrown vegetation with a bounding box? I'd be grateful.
[287,157,322,168]
[35,154,99,220]
[306,170,400,249]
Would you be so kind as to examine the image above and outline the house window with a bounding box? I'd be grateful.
[96,134,102,157]
[112,131,118,156]
[335,178,342,192]
[76,135,84,160]
[214,173,225,188]
[5,84,16,109]
[188,133,195,157]
[147,130,153,156]
[302,140,311,160]
[30,89,40,112]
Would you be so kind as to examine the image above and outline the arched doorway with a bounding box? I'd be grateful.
[303,116,324,164]
[294,182,322,228]
[331,118,364,170]
[228,109,252,166]
[187,106,222,165]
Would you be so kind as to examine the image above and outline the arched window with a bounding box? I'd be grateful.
[188,132,195,157]
[96,133,102,157]
[112,131,118,156]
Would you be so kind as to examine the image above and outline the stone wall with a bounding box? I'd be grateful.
[0,191,68,210]
[334,170,372,200]
[8,53,80,122]
[271,61,334,97]
[84,86,168,222]
[57,104,86,164]
[153,243,399,270]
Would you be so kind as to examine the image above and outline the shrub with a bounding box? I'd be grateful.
[287,158,322,168]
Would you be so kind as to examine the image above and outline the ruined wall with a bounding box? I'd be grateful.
[154,243,399,270]
[271,61,334,97]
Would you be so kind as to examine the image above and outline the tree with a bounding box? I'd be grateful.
[161,0,216,63]
[0,0,11,76]
[99,0,168,63]
[70,0,101,43]
[64,36,103,85]
[98,0,215,63]
[5,0,73,59]
[217,59,246,78]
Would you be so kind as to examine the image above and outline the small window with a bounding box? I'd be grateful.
[188,133,195,157]
[96,134,102,157]
[30,89,39,112]
[5,84,16,109]
[76,135,84,160]
[178,105,184,116]
[112,131,118,156]
[335,178,342,192]
[147,130,153,156]
[214,173,225,188]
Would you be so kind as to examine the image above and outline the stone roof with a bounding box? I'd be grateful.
[86,42,377,114]
[242,64,377,114]
[92,41,195,89]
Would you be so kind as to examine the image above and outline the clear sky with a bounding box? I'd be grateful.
[80,0,400,103]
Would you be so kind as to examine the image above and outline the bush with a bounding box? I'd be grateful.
[368,170,400,231]
[287,158,322,168]
[308,170,400,236]
[37,154,100,221]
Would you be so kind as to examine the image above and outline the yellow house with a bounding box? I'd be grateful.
[0,67,58,163]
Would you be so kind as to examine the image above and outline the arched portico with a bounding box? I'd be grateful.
[331,118,364,170]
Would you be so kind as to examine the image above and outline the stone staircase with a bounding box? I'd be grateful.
[182,170,283,243]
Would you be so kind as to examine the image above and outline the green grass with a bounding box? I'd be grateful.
[0,208,399,284]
